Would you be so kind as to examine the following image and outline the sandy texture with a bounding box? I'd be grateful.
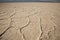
[0,3,60,40]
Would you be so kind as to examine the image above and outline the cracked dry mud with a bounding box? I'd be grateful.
[0,3,60,40]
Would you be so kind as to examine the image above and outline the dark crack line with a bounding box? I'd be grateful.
[20,16,31,40]
[19,13,40,40]
[20,16,30,33]
[0,25,12,37]
[19,12,39,40]
[0,10,16,38]
[0,18,12,37]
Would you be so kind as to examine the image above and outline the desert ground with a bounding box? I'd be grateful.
[0,3,60,40]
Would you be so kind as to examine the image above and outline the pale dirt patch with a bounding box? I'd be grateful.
[0,3,60,40]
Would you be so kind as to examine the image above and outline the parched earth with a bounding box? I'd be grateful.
[0,3,60,40]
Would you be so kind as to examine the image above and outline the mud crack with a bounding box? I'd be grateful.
[20,16,31,40]
[0,17,12,38]
[38,18,43,40]
[0,9,16,39]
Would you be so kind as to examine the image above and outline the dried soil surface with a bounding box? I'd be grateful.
[0,3,60,40]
